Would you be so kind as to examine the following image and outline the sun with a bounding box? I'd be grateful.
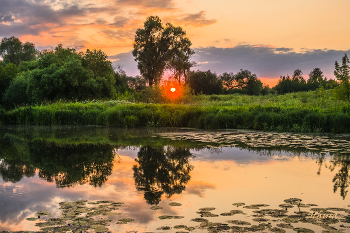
[162,81,183,102]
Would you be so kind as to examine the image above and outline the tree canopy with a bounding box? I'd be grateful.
[0,36,36,65]
[186,70,223,95]
[219,69,263,95]
[132,16,194,86]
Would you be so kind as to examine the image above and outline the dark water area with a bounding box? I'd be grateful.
[1,125,350,232]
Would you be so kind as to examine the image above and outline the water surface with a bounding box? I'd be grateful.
[1,125,350,232]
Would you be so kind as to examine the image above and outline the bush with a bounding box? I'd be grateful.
[2,74,30,109]
[302,112,327,133]
[331,113,350,133]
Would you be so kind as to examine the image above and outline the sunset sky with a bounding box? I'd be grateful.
[1,0,350,86]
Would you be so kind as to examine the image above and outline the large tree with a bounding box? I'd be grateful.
[132,16,194,86]
[0,36,36,65]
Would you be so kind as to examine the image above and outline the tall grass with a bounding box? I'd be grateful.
[1,90,350,133]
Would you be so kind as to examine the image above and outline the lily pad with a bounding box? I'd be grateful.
[284,198,302,205]
[226,220,251,225]
[293,227,314,233]
[169,202,182,206]
[150,206,163,210]
[232,202,245,207]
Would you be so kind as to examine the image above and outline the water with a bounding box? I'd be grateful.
[0,125,350,232]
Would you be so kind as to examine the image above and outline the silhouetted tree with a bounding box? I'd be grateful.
[187,70,223,95]
[133,16,194,86]
[0,36,36,65]
[220,69,263,95]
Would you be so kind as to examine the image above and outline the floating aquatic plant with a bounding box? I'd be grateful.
[168,202,182,206]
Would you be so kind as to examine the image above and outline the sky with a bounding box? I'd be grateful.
[1,0,350,86]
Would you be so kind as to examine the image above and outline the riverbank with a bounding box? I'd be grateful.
[1,90,350,133]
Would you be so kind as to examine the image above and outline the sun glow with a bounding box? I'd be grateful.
[162,81,184,102]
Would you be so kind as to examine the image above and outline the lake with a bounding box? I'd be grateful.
[0,125,350,232]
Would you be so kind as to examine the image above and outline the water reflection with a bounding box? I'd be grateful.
[0,158,35,183]
[30,140,115,188]
[133,145,193,204]
[0,134,35,183]
[317,154,350,200]
[0,134,115,188]
[2,126,350,201]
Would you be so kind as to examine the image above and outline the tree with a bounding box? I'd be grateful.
[235,69,263,95]
[82,49,116,98]
[187,70,223,95]
[0,36,36,65]
[220,70,263,95]
[26,45,116,103]
[166,26,195,84]
[2,72,30,108]
[132,16,194,86]
[0,62,18,103]
[273,69,307,94]
[334,54,350,101]
[219,72,236,91]
[307,68,323,90]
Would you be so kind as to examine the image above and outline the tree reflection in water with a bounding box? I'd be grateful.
[317,153,350,199]
[133,145,194,205]
[0,135,35,182]
[0,158,35,183]
[29,140,115,188]
[0,135,115,188]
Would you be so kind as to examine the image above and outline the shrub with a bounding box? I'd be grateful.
[3,74,30,109]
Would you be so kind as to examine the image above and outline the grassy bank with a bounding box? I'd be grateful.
[1,90,350,133]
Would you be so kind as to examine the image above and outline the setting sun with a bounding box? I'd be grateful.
[171,88,176,92]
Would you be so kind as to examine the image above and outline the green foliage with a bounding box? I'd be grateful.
[1,88,350,133]
[2,73,30,108]
[187,70,223,95]
[18,60,38,72]
[334,54,350,101]
[25,45,116,104]
[114,67,147,95]
[274,68,338,94]
[0,63,18,103]
[0,36,36,65]
[133,16,194,86]
[219,70,263,95]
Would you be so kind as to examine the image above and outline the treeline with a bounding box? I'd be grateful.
[273,68,338,94]
[0,35,349,111]
[0,37,116,109]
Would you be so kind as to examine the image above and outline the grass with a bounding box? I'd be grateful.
[1,89,350,133]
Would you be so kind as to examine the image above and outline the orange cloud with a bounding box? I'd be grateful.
[175,11,217,27]
[116,0,174,10]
